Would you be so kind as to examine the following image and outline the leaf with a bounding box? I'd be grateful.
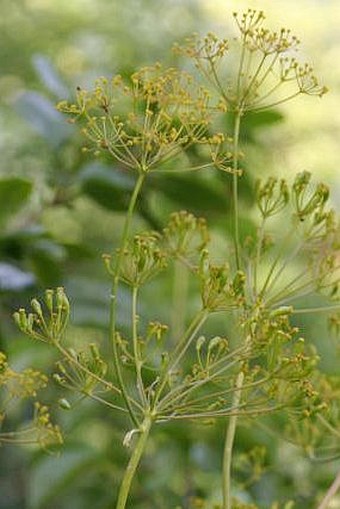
[15,92,73,147]
[79,163,135,212]
[67,276,132,329]
[32,54,70,100]
[42,206,82,245]
[0,177,32,226]
[239,110,284,143]
[243,109,284,130]
[29,239,66,286]
[223,109,284,143]
[0,262,34,291]
[29,447,96,509]
[150,173,227,214]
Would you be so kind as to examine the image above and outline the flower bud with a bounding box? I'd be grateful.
[45,289,54,312]
[31,299,43,317]
[58,398,72,410]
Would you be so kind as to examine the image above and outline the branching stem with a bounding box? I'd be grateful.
[110,173,146,427]
[132,285,148,407]
[222,370,245,509]
[116,415,153,509]
[317,470,340,509]
[232,111,242,270]
[171,260,189,344]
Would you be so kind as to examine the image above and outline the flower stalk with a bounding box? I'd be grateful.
[222,370,245,509]
[232,111,242,271]
[110,172,146,427]
[116,415,153,509]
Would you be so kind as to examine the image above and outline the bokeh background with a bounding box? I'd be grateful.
[0,1,339,508]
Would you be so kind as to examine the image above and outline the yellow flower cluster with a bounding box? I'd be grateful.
[174,9,327,113]
[58,65,213,173]
[0,352,47,399]
[0,352,62,448]
[33,402,63,447]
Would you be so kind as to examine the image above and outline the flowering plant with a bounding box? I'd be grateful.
[4,9,339,509]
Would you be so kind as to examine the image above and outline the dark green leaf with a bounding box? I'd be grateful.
[29,239,66,286]
[0,177,32,226]
[79,163,135,212]
[242,109,284,131]
[150,173,228,214]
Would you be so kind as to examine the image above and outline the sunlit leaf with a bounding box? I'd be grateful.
[32,54,70,100]
[15,92,73,147]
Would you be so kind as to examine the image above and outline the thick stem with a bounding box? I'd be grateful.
[222,371,245,509]
[132,285,147,406]
[110,173,146,427]
[232,112,242,271]
[317,470,340,509]
[171,260,189,344]
[116,416,152,509]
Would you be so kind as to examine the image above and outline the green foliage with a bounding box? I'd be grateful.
[0,177,32,227]
[1,5,339,509]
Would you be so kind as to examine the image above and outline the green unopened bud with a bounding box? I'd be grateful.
[196,336,206,352]
[90,343,100,360]
[53,373,66,385]
[102,253,114,275]
[56,287,66,309]
[18,308,28,330]
[233,271,246,293]
[31,299,43,317]
[199,249,210,276]
[208,336,225,351]
[56,361,68,375]
[27,313,34,333]
[62,293,70,315]
[313,210,326,225]
[316,182,329,204]
[161,352,169,368]
[13,312,21,329]
[45,289,54,312]
[270,306,293,318]
[68,348,78,360]
[293,171,311,193]
[58,398,72,410]
[280,179,289,204]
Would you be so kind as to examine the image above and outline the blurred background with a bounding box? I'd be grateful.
[0,1,339,508]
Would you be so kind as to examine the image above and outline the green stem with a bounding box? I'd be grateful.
[168,310,208,372]
[254,216,266,297]
[132,285,147,407]
[153,310,208,409]
[259,225,297,299]
[222,371,244,509]
[116,415,152,509]
[317,414,340,440]
[171,260,189,343]
[110,173,146,427]
[317,470,340,509]
[232,112,242,270]
[292,304,340,314]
